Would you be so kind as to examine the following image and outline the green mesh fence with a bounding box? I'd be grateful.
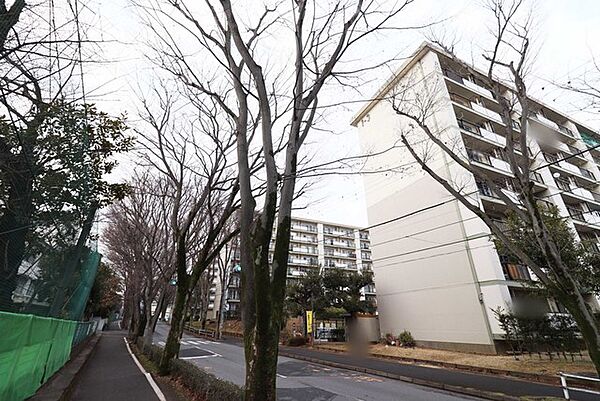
[0,312,77,401]
[0,247,101,400]
[1,248,102,320]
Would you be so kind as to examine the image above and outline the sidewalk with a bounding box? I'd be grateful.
[70,331,162,401]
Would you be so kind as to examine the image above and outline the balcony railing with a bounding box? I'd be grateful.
[458,119,506,146]
[567,144,581,155]
[467,149,512,173]
[559,125,575,138]
[556,179,571,192]
[530,171,544,184]
[580,168,595,180]
[443,69,495,99]
[567,207,585,221]
[450,93,502,122]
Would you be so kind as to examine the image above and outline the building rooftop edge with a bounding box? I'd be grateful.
[290,215,369,231]
[349,42,600,137]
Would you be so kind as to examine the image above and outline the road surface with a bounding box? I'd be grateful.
[154,324,480,401]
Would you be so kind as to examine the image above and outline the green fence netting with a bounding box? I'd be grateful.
[2,248,102,321]
[0,312,77,401]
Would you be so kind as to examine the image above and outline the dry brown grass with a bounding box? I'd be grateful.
[316,343,596,376]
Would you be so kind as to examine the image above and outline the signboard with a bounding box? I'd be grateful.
[306,310,313,334]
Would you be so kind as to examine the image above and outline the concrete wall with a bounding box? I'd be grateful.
[354,50,512,353]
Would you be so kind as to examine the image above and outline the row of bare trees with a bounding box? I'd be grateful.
[103,0,422,399]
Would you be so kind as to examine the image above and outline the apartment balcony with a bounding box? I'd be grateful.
[326,261,357,270]
[291,223,317,233]
[558,159,581,175]
[545,153,597,183]
[567,207,600,229]
[582,239,600,254]
[571,187,595,201]
[450,93,503,124]
[324,228,354,238]
[477,181,520,204]
[288,257,318,266]
[467,149,513,175]
[502,262,532,281]
[290,246,318,255]
[463,80,495,99]
[531,114,576,141]
[458,119,506,147]
[363,284,377,294]
[326,240,355,248]
[328,250,356,259]
[290,235,317,244]
[443,69,495,99]
[471,103,503,123]
[288,268,310,278]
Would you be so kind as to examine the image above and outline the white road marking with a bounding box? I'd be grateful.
[180,354,221,360]
[157,341,165,346]
[123,338,167,401]
[276,374,287,379]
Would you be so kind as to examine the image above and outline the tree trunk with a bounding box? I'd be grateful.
[143,291,164,349]
[244,213,290,401]
[159,236,189,374]
[0,213,28,311]
[159,278,187,374]
[216,271,228,340]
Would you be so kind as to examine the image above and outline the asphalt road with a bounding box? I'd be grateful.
[153,324,480,401]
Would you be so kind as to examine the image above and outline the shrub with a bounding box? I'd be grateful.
[171,358,242,401]
[398,330,415,347]
[383,332,397,346]
[135,339,242,401]
[287,336,308,346]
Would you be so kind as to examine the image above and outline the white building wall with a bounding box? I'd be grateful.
[355,49,515,352]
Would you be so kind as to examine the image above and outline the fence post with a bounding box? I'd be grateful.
[559,373,570,400]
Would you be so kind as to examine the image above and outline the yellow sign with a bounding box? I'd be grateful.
[306,310,313,334]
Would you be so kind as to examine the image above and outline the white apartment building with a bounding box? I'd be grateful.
[352,42,600,353]
[209,217,375,320]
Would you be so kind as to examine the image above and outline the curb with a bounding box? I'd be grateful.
[314,345,561,386]
[279,350,521,401]
[29,334,101,401]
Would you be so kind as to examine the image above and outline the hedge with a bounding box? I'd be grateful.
[135,339,243,401]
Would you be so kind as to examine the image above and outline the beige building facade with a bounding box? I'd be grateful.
[352,43,600,353]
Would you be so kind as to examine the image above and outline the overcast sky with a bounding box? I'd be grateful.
[83,0,600,228]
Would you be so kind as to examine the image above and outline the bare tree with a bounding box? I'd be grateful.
[556,52,600,115]
[136,84,240,373]
[391,0,600,374]
[134,1,425,398]
[103,173,170,341]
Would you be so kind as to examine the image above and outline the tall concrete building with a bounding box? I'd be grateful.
[209,217,375,320]
[352,42,600,353]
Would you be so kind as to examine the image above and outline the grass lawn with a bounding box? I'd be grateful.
[316,343,597,376]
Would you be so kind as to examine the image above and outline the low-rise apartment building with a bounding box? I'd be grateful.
[352,42,600,353]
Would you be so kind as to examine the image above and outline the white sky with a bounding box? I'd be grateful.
[82,0,600,228]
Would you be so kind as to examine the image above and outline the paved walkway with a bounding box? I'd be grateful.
[70,330,161,401]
